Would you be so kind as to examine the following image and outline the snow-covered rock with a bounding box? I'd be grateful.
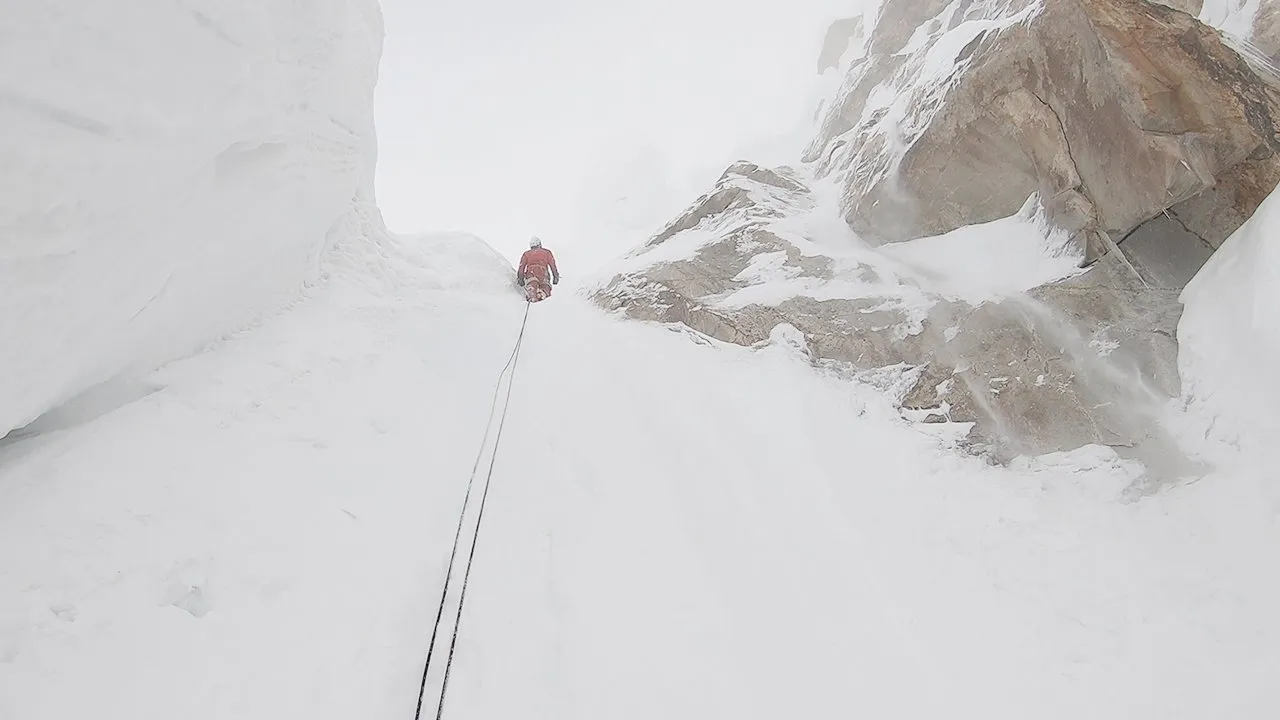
[816,16,865,73]
[396,232,518,293]
[809,0,1280,269]
[593,0,1280,465]
[592,162,1186,460]
[0,0,386,437]
[1155,0,1205,14]
[1178,180,1280,459]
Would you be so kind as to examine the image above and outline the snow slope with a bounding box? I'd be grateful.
[877,194,1083,304]
[1200,0,1265,39]
[3,241,1278,719]
[1177,185,1280,473]
[0,0,385,437]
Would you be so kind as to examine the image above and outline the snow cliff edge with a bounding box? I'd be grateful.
[0,0,386,436]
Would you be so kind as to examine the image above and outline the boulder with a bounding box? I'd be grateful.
[900,253,1184,459]
[592,164,1184,460]
[810,0,1280,271]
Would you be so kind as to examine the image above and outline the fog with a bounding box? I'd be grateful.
[373,0,856,270]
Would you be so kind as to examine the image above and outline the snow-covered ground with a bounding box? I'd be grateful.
[876,194,1085,304]
[6,0,1280,717]
[3,237,1278,719]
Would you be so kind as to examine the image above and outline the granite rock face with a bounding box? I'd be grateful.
[592,0,1280,465]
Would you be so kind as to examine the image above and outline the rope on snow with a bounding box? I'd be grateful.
[413,299,532,720]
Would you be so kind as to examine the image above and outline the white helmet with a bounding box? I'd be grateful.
[529,236,542,248]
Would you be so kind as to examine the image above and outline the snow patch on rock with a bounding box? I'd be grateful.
[879,194,1084,305]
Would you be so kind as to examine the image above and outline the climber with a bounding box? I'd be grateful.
[516,236,560,303]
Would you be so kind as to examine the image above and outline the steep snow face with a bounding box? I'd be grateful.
[0,0,385,436]
[811,0,1269,144]
[1200,0,1264,38]
[396,232,517,293]
[1178,186,1280,463]
[1202,0,1280,65]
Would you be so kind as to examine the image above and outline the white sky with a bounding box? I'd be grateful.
[373,0,854,270]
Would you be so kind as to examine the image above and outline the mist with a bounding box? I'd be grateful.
[373,0,861,271]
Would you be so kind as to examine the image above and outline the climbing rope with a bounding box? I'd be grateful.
[413,300,532,720]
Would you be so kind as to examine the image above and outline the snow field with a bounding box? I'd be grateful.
[2,233,1279,718]
[0,242,523,718]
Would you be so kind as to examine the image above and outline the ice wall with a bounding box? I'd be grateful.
[0,0,386,435]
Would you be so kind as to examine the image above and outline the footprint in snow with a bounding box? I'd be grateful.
[49,603,77,622]
[172,585,213,618]
[161,558,214,618]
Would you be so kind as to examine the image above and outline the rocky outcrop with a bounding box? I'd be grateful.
[810,0,1280,271]
[1251,1,1280,60]
[593,164,1183,461]
[817,17,863,73]
[1154,0,1205,15]
[898,254,1183,459]
[593,0,1280,468]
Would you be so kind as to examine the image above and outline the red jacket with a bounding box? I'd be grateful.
[518,247,559,283]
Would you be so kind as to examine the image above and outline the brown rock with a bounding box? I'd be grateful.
[1252,1,1280,61]
[817,17,863,73]
[813,0,1280,263]
[1151,0,1204,15]
[592,0,1279,470]
[593,160,1188,461]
